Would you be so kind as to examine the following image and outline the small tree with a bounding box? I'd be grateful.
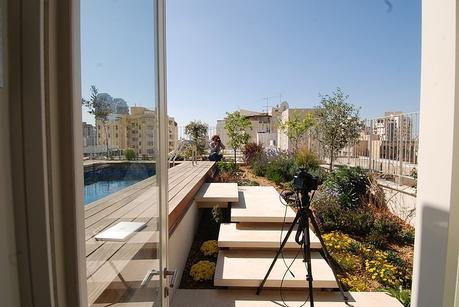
[82,85,111,159]
[224,111,252,163]
[278,111,315,154]
[185,121,208,157]
[124,149,136,161]
[314,88,364,171]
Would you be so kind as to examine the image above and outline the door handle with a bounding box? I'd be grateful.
[164,268,178,288]
[141,269,160,287]
[141,268,177,288]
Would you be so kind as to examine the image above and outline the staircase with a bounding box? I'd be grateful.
[185,183,404,307]
[213,185,339,290]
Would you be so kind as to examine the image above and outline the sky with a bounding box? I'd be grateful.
[81,0,421,128]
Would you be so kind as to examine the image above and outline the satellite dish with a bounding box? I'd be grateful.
[280,101,289,112]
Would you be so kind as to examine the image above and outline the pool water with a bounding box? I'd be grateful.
[84,162,155,205]
[84,179,140,204]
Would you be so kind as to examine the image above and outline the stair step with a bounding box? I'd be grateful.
[218,223,321,249]
[172,289,404,307]
[231,186,296,223]
[214,250,338,288]
[195,183,239,208]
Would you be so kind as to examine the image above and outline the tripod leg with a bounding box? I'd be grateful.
[308,210,349,302]
[256,212,301,295]
[303,212,314,307]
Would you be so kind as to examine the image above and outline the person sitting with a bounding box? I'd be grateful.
[209,135,225,161]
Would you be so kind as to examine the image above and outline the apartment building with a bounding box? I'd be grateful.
[96,106,178,156]
[216,102,320,152]
[82,122,96,148]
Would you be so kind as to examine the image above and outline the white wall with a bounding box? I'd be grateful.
[0,0,21,304]
[411,0,459,306]
[168,201,201,299]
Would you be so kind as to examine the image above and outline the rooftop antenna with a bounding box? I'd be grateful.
[262,96,274,113]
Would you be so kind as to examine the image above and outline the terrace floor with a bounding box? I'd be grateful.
[84,161,215,305]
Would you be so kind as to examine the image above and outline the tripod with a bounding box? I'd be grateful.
[256,190,349,307]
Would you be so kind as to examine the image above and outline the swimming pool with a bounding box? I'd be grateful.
[84,162,155,205]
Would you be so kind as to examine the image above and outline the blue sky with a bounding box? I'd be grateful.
[81,0,421,127]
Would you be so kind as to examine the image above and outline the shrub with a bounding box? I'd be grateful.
[242,142,264,165]
[295,146,320,171]
[216,160,239,173]
[387,287,411,307]
[265,154,297,184]
[365,250,409,288]
[189,260,216,281]
[323,166,370,210]
[251,152,269,176]
[124,149,136,161]
[200,240,219,257]
[312,193,374,235]
[341,275,369,291]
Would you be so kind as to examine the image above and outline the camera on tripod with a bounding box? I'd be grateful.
[292,168,321,194]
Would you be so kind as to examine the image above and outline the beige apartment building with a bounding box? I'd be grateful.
[96,106,178,157]
[216,103,319,152]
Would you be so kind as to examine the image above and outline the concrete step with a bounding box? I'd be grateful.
[231,186,296,223]
[218,223,321,249]
[172,289,404,307]
[214,250,338,289]
[195,183,239,208]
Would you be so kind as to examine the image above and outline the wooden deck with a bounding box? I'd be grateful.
[85,161,215,305]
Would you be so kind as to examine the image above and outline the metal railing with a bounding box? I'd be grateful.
[332,112,419,178]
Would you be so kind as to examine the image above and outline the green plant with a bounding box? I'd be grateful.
[200,240,219,257]
[185,121,208,156]
[387,287,411,307]
[365,250,410,288]
[224,111,252,162]
[211,205,223,223]
[314,88,364,170]
[242,142,264,165]
[82,85,112,159]
[341,275,369,291]
[323,166,370,210]
[265,154,297,184]
[294,146,320,171]
[251,152,269,176]
[216,160,239,173]
[124,149,136,161]
[278,111,314,154]
[189,260,216,281]
[312,194,375,236]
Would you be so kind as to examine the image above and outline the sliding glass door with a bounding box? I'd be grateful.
[81,0,169,305]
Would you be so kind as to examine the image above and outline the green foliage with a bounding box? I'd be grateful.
[313,194,374,236]
[387,287,411,307]
[216,160,239,173]
[250,152,269,176]
[314,88,364,170]
[322,231,413,293]
[294,146,320,171]
[265,154,297,184]
[323,166,369,210]
[82,85,112,158]
[185,121,209,155]
[224,111,252,162]
[124,149,136,161]
[81,85,111,121]
[242,142,264,165]
[211,206,224,224]
[278,111,314,153]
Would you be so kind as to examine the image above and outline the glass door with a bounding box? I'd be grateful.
[81,0,169,305]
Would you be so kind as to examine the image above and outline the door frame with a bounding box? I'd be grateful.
[8,0,170,305]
